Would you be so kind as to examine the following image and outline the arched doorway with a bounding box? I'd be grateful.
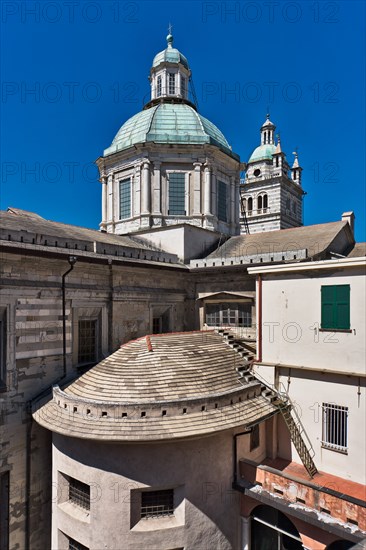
[251,505,304,549]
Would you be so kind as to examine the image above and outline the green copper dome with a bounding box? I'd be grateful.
[152,34,189,69]
[248,143,276,163]
[104,103,236,157]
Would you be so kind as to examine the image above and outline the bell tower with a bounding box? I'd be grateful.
[240,115,305,234]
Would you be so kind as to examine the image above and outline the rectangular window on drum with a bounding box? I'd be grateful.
[217,181,227,222]
[168,173,186,215]
[119,178,131,219]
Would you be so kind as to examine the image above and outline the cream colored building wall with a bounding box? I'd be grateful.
[277,369,366,483]
[260,267,365,374]
[52,431,242,550]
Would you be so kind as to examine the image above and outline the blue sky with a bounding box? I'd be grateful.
[1,0,365,241]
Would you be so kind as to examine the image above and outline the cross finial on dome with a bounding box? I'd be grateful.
[167,23,173,47]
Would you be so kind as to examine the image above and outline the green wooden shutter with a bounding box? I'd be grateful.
[321,285,350,330]
[335,285,350,329]
[321,286,334,329]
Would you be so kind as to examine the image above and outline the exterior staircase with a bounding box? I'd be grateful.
[217,328,318,478]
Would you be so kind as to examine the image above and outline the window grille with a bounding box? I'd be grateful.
[141,489,174,518]
[217,181,227,222]
[78,319,97,365]
[322,403,348,452]
[206,303,252,327]
[157,75,162,97]
[119,178,131,219]
[168,173,185,215]
[69,477,90,510]
[68,536,89,550]
[168,73,175,95]
[321,285,350,330]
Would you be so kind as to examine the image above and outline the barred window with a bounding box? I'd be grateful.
[68,536,89,550]
[322,403,348,452]
[141,489,174,519]
[157,75,162,97]
[119,178,131,219]
[168,173,186,215]
[69,477,90,510]
[78,319,98,365]
[217,180,227,222]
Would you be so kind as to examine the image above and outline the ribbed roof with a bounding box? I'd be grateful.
[33,331,277,442]
[207,221,352,260]
[103,103,234,157]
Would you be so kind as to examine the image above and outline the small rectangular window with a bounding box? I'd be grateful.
[217,180,227,222]
[168,73,175,95]
[68,536,89,550]
[141,489,174,519]
[0,308,7,389]
[78,319,98,366]
[168,173,185,215]
[157,75,162,97]
[181,76,186,96]
[69,477,90,510]
[322,403,348,452]
[119,178,131,219]
[321,285,350,330]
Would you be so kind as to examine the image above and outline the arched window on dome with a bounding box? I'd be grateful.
[257,195,263,213]
[157,75,162,98]
[247,197,253,215]
[263,194,268,211]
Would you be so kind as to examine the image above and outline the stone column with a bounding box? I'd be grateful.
[193,162,202,214]
[204,164,212,215]
[241,516,251,550]
[107,173,114,222]
[141,160,151,215]
[100,176,108,228]
[152,161,161,215]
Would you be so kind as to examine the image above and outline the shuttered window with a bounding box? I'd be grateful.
[119,178,131,219]
[218,181,227,222]
[321,285,350,330]
[168,173,185,215]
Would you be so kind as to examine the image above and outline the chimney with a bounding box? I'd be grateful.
[342,211,355,236]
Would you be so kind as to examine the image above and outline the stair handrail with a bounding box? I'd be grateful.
[247,368,316,460]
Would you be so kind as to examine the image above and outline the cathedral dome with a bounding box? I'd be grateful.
[103,102,233,157]
[248,143,276,163]
[152,33,189,69]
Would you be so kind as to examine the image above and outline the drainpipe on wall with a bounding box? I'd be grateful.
[62,256,77,378]
[257,275,262,363]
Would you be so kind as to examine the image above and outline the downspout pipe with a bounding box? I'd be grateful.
[62,256,77,378]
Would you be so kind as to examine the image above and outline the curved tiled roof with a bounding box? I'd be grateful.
[248,143,276,163]
[33,331,277,442]
[103,103,233,157]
